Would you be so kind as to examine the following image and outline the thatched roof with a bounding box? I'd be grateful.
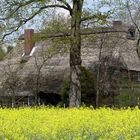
[0,23,138,96]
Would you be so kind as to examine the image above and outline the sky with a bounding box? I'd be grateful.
[25,0,98,28]
[56,0,92,16]
[56,0,109,17]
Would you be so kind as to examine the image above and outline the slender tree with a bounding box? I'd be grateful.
[1,60,21,107]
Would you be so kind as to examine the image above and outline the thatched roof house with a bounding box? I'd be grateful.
[0,20,139,106]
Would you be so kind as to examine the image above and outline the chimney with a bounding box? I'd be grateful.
[113,21,122,30]
[24,29,34,55]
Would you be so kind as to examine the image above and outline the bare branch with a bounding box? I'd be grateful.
[57,0,72,15]
[1,2,70,20]
[1,0,37,20]
[2,4,70,41]
[127,1,140,34]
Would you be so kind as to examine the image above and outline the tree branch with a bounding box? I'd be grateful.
[81,11,111,22]
[127,1,140,34]
[19,29,127,41]
[1,1,70,20]
[1,0,38,20]
[2,4,71,41]
[57,0,72,15]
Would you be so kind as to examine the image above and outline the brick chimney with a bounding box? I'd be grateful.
[24,29,34,55]
[113,21,122,30]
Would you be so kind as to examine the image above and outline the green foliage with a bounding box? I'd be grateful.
[0,46,13,61]
[33,15,71,47]
[80,67,96,105]
[101,88,140,108]
[99,76,140,107]
[117,80,140,107]
[0,48,5,61]
[60,67,96,106]
[60,79,70,107]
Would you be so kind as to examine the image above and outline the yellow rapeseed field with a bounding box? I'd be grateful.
[0,107,140,140]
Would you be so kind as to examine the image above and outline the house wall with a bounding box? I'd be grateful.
[120,69,140,83]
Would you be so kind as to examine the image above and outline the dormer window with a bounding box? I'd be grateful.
[127,26,135,40]
[129,30,135,38]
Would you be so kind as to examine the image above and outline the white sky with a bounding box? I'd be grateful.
[56,0,109,17]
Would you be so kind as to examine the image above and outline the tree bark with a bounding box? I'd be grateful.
[96,36,104,108]
[69,0,83,107]
[12,92,16,108]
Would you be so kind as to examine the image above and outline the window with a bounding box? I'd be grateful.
[129,30,135,38]
[127,26,135,40]
[138,72,140,82]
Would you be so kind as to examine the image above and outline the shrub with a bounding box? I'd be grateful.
[0,48,5,61]
[60,67,96,106]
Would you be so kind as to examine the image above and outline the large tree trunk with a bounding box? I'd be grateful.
[69,0,83,107]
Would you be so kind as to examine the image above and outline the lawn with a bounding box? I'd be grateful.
[0,107,140,140]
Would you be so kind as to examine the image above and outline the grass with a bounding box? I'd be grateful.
[0,107,140,140]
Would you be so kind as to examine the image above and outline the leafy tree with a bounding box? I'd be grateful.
[0,0,109,107]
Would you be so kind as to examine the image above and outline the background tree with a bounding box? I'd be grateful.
[1,60,21,107]
[24,40,63,105]
[104,0,140,57]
